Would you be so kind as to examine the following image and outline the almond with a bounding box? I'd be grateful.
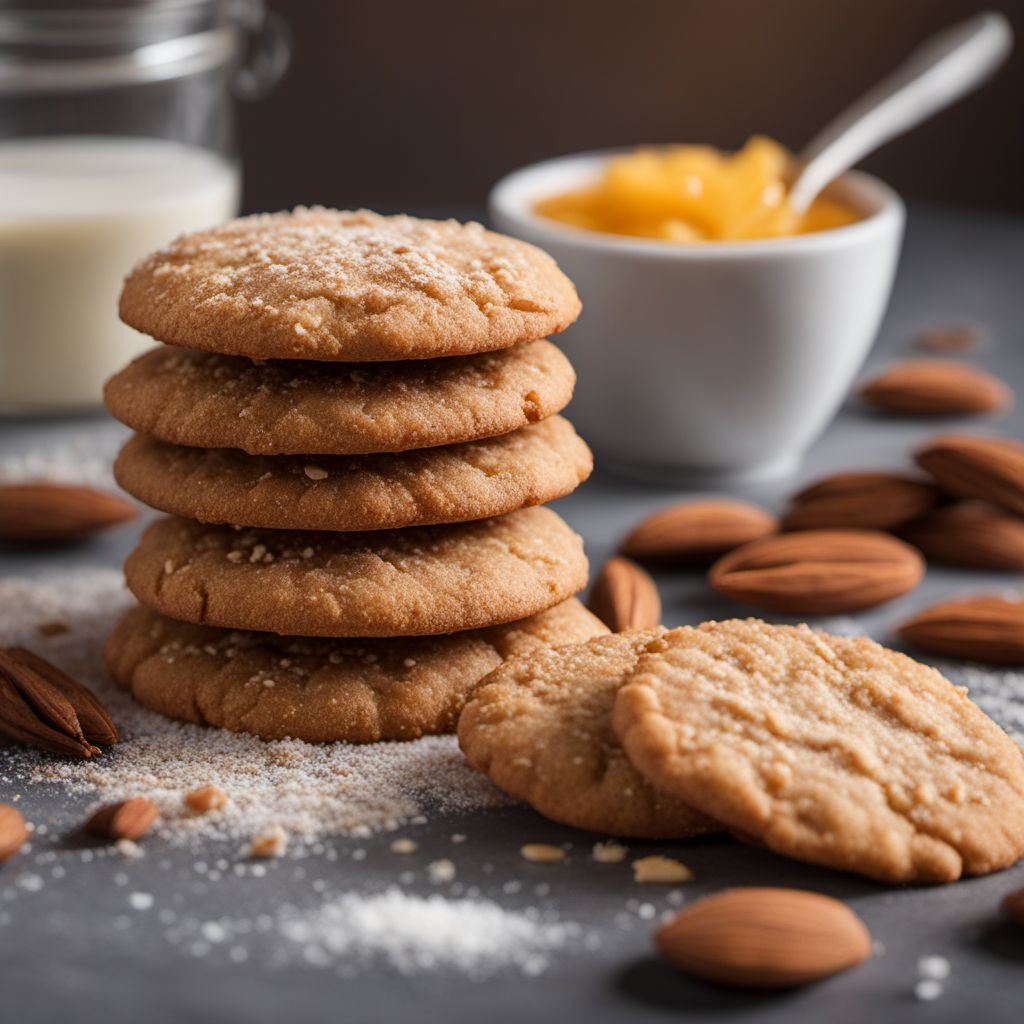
[0,482,136,543]
[655,888,871,988]
[0,804,29,863]
[587,556,661,632]
[84,796,159,841]
[898,596,1024,665]
[620,499,777,564]
[783,471,941,531]
[901,502,1024,571]
[709,530,924,614]
[858,360,1011,415]
[915,434,1024,517]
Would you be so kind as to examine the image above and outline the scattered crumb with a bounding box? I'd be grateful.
[390,838,418,854]
[592,841,628,864]
[128,892,154,911]
[915,979,944,1002]
[115,839,144,860]
[184,785,228,814]
[427,859,456,884]
[915,325,981,353]
[632,856,693,884]
[918,955,951,980]
[521,844,566,864]
[247,825,289,859]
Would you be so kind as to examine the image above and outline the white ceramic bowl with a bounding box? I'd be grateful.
[489,150,905,482]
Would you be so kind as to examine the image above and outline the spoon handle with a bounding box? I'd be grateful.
[789,12,1013,214]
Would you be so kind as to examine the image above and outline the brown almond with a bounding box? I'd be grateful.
[587,556,661,632]
[84,797,159,841]
[898,596,1024,665]
[0,482,136,543]
[915,434,1024,517]
[0,804,29,863]
[858,360,1011,415]
[915,325,982,353]
[655,888,871,988]
[1002,888,1024,926]
[709,530,924,615]
[620,499,777,564]
[901,502,1024,571]
[783,471,941,532]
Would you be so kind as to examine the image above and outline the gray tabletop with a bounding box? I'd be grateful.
[2,204,1024,1023]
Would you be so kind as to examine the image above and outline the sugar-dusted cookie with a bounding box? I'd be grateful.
[124,508,588,638]
[459,631,717,838]
[613,619,1024,883]
[114,417,591,532]
[105,600,608,743]
[103,341,574,456]
[119,208,580,361]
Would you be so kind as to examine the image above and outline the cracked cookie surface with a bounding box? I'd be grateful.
[459,631,718,838]
[119,208,581,361]
[104,341,574,456]
[105,600,608,743]
[124,507,588,638]
[613,619,1024,883]
[114,417,591,532]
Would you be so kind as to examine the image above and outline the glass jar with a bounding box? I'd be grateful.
[0,0,289,411]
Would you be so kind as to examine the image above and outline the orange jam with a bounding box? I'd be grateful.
[534,137,861,242]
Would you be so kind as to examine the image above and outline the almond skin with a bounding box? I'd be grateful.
[899,596,1024,665]
[587,556,661,632]
[655,888,871,988]
[0,804,29,863]
[783,472,942,532]
[620,500,777,565]
[84,797,159,841]
[709,530,924,615]
[858,360,1011,415]
[0,482,136,543]
[915,434,1024,517]
[901,502,1024,571]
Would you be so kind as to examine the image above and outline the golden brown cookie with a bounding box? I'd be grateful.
[124,508,588,638]
[113,417,591,531]
[103,342,575,456]
[119,208,580,361]
[459,631,717,838]
[104,600,608,743]
[613,619,1024,883]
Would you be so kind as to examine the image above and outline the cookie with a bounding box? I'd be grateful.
[104,600,608,743]
[458,631,718,838]
[613,619,1024,883]
[124,508,588,638]
[103,341,574,456]
[114,417,591,531]
[119,208,580,361]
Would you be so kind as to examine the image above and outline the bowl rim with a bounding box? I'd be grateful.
[488,146,905,258]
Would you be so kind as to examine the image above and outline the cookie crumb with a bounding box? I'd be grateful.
[521,844,566,864]
[115,839,144,860]
[390,838,418,854]
[36,621,69,637]
[184,785,228,814]
[304,465,329,481]
[915,979,944,1002]
[247,824,288,858]
[427,858,456,884]
[631,855,693,883]
[163,559,175,575]
[592,841,628,864]
[918,955,951,980]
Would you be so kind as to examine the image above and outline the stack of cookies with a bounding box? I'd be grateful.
[102,208,607,743]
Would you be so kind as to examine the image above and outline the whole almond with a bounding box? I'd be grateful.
[709,530,924,614]
[620,499,777,564]
[655,888,871,988]
[0,804,29,863]
[858,360,1011,415]
[0,482,136,543]
[84,796,159,841]
[587,557,661,632]
[915,434,1024,517]
[899,596,1024,665]
[783,472,941,532]
[901,502,1024,571]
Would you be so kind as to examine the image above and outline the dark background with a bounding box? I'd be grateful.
[237,0,1024,215]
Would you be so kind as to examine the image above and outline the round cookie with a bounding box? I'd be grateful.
[103,341,574,456]
[458,631,718,838]
[104,600,609,743]
[114,417,592,532]
[124,508,588,638]
[119,208,581,362]
[613,619,1024,884]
